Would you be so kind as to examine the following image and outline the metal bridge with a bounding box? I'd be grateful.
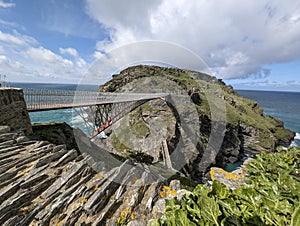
[23,88,169,139]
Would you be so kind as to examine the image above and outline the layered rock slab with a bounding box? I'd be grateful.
[0,127,185,225]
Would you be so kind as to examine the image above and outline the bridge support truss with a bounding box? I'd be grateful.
[74,99,151,139]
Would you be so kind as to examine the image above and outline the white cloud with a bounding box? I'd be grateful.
[76,57,87,68]
[0,19,18,28]
[59,47,88,69]
[0,55,36,82]
[0,0,15,8]
[25,47,73,67]
[231,79,300,92]
[0,30,89,83]
[0,30,26,45]
[287,80,296,84]
[21,47,88,82]
[0,55,7,62]
[59,47,78,57]
[85,0,300,80]
[93,51,105,60]
[85,0,162,30]
[0,30,38,46]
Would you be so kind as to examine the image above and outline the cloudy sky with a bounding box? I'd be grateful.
[0,0,300,91]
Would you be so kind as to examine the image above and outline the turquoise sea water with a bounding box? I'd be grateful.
[8,83,300,147]
[10,82,98,134]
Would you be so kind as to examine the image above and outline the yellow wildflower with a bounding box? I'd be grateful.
[120,209,127,218]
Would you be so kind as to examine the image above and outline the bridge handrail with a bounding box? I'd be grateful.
[23,88,169,111]
[24,88,94,110]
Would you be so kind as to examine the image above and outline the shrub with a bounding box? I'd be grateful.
[149,147,300,226]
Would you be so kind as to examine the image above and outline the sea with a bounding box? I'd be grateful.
[9,82,99,135]
[237,90,300,147]
[7,82,300,148]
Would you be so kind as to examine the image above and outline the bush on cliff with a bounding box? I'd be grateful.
[149,147,300,226]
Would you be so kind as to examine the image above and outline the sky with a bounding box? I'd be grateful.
[0,0,300,91]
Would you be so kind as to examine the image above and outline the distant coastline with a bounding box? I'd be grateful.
[236,89,300,94]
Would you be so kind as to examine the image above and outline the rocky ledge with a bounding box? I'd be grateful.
[0,125,193,226]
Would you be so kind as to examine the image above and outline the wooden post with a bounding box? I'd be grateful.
[162,140,172,169]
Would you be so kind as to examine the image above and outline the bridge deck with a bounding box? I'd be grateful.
[24,89,170,138]
[25,91,169,112]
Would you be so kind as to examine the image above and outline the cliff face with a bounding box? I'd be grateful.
[99,65,295,181]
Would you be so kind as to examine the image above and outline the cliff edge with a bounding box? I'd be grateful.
[99,65,295,181]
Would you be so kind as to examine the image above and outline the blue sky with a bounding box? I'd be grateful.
[0,0,300,91]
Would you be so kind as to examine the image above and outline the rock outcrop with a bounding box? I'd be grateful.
[0,88,32,134]
[98,65,295,182]
[31,122,78,150]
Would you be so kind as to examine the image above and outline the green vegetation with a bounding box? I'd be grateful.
[110,133,129,154]
[149,147,300,226]
[130,119,150,138]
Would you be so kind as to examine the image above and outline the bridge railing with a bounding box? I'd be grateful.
[24,88,170,111]
[24,88,97,111]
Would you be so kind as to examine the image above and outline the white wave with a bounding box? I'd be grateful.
[294,132,300,140]
[71,109,90,125]
[71,115,84,124]
[90,132,108,142]
[290,132,300,147]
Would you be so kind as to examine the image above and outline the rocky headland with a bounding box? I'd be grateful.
[98,65,295,181]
